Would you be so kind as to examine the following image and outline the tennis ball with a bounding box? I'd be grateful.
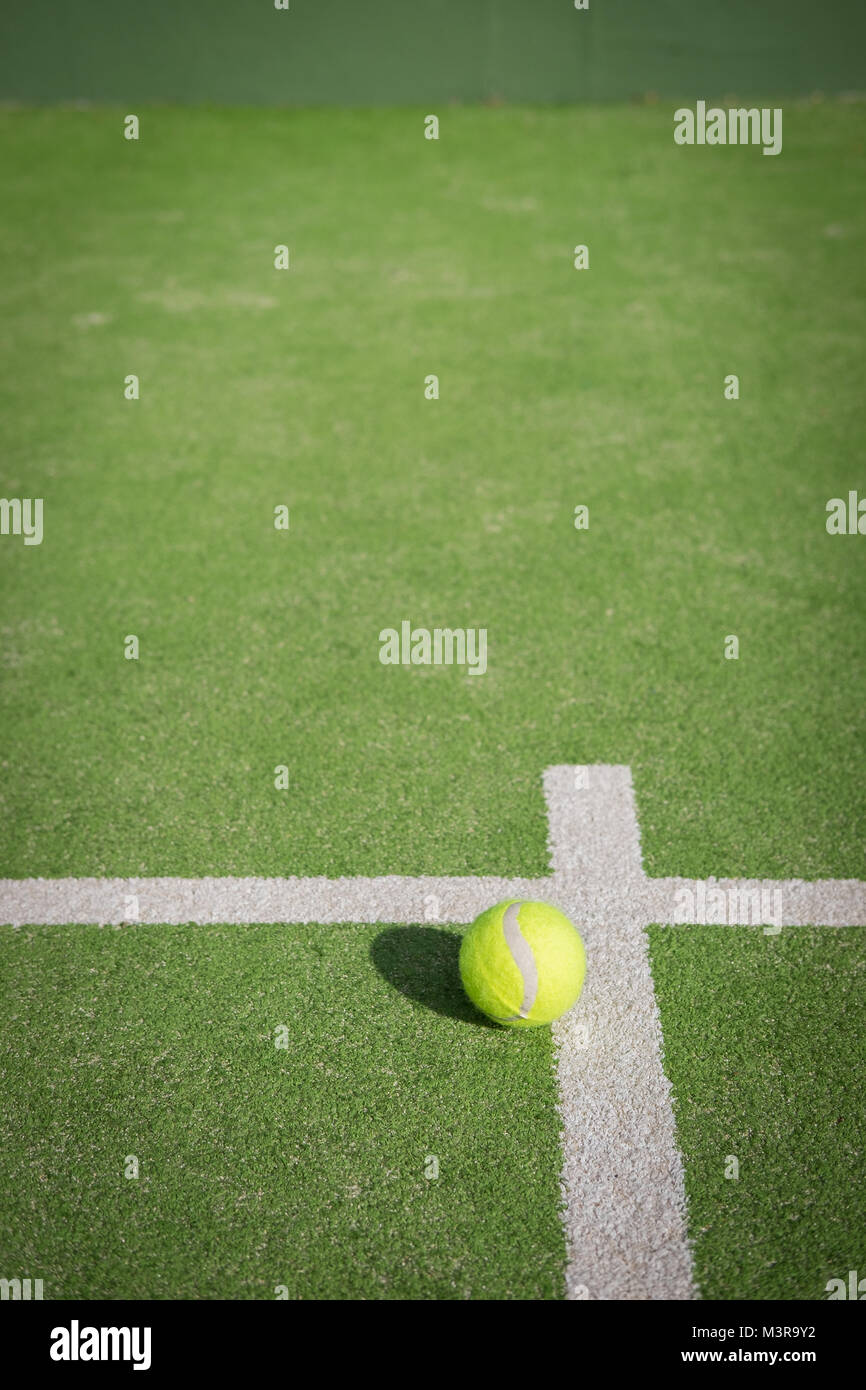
[459,899,586,1028]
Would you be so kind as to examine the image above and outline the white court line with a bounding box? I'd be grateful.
[1,765,864,1300]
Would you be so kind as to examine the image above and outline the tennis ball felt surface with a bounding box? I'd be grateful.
[459,900,586,1027]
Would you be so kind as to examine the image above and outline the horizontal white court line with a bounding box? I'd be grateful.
[0,873,862,927]
[1,766,863,1302]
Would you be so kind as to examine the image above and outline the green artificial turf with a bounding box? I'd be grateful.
[649,924,866,1300]
[1,104,865,1301]
[0,922,565,1299]
[1,104,864,880]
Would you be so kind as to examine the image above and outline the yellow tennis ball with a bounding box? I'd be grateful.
[459,899,586,1028]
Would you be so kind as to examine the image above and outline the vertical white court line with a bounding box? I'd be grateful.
[544,766,696,1300]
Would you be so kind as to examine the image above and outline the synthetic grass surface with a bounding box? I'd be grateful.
[649,924,866,1300]
[0,922,565,1299]
[1,104,865,1301]
[1,105,864,880]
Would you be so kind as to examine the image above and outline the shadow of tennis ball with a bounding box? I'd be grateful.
[369,925,497,1026]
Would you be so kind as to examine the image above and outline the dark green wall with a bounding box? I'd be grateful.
[1,1,863,105]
